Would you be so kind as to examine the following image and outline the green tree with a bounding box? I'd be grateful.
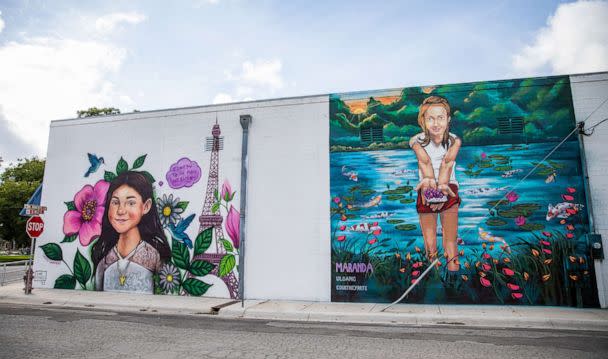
[76,107,120,118]
[0,157,45,249]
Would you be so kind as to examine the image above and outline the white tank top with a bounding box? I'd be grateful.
[414,133,458,186]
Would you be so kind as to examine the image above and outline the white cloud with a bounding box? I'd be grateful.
[214,58,285,103]
[0,10,5,34]
[212,93,234,104]
[513,0,608,75]
[242,59,284,90]
[0,37,131,159]
[95,12,147,34]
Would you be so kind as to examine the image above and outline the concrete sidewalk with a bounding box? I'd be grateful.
[1,282,607,331]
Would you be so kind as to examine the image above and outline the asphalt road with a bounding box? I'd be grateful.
[0,303,607,359]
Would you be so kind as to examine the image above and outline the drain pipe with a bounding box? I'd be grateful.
[238,115,252,307]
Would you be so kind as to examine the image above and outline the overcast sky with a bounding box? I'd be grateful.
[0,0,607,169]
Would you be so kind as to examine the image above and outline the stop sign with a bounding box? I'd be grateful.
[26,215,45,238]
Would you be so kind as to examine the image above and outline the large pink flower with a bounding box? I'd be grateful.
[226,205,240,249]
[506,191,519,203]
[63,180,109,246]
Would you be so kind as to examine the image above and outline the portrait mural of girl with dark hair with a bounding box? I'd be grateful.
[330,76,599,307]
[92,171,171,293]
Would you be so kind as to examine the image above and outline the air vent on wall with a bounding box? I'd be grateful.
[360,127,384,143]
[497,117,524,135]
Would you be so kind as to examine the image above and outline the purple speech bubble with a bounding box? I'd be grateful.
[166,158,202,189]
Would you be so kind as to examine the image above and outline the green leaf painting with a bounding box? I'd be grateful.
[182,278,212,296]
[73,250,92,286]
[40,243,62,261]
[104,171,117,182]
[176,201,189,211]
[219,254,236,277]
[64,201,76,211]
[211,202,220,214]
[194,227,213,256]
[61,233,78,243]
[221,239,234,252]
[189,260,215,276]
[172,239,190,270]
[54,274,76,289]
[132,154,147,169]
[116,157,128,175]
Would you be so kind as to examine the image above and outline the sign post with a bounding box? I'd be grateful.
[25,215,44,294]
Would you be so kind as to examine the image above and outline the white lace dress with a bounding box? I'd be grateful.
[95,241,161,294]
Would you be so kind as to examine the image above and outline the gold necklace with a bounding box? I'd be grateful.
[116,242,141,286]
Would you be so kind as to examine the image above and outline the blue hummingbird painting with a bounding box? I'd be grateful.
[84,153,104,177]
[168,213,196,249]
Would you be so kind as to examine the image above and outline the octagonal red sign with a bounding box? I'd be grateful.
[26,215,44,239]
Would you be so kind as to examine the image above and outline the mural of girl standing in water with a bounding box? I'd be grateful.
[92,171,171,293]
[409,96,462,279]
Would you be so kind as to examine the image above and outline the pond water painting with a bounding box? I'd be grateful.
[329,76,598,307]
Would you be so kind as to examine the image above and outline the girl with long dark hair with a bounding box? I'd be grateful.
[93,171,170,293]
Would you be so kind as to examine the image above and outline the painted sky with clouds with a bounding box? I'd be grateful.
[0,0,607,168]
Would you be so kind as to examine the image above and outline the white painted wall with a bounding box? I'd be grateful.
[570,72,608,308]
[35,96,330,301]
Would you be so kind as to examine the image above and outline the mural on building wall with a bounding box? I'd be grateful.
[37,123,240,298]
[330,76,599,307]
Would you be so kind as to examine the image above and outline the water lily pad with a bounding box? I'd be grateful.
[383,186,413,195]
[399,198,415,204]
[498,203,541,218]
[494,165,512,172]
[487,200,510,207]
[480,162,494,168]
[387,219,405,224]
[395,224,417,231]
[360,189,376,196]
[486,218,507,226]
[489,155,508,160]
[520,223,545,231]
[387,194,406,201]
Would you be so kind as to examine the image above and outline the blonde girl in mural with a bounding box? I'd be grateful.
[410,96,462,278]
[92,171,170,293]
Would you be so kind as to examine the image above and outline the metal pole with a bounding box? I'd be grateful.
[577,122,597,234]
[238,115,252,307]
[25,237,35,294]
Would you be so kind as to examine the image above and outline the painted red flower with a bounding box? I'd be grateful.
[336,235,346,242]
[412,270,420,277]
[566,233,574,239]
[480,277,492,287]
[540,240,551,246]
[511,293,523,299]
[566,187,576,194]
[515,215,526,226]
[368,238,377,245]
[506,191,519,203]
[561,194,574,201]
[542,248,552,255]
[542,231,552,237]
[63,180,109,246]
[482,263,491,271]
[333,197,341,204]
[502,268,515,276]
[482,253,491,260]
[506,283,520,291]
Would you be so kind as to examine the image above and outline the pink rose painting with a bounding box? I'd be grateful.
[63,180,109,246]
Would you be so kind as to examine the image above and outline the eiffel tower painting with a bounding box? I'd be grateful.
[192,122,239,299]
